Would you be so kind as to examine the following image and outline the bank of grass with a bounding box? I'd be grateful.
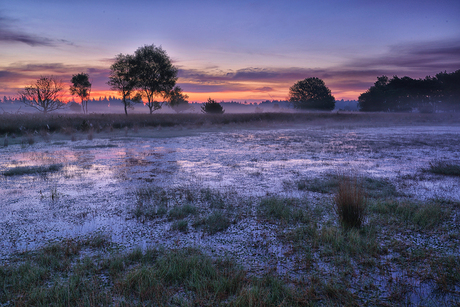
[427,160,460,177]
[2,163,63,177]
[0,112,458,136]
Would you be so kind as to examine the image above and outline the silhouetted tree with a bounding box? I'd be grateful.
[201,98,225,114]
[288,77,335,110]
[358,71,460,112]
[70,73,91,114]
[167,86,190,113]
[18,76,65,113]
[108,54,140,116]
[133,44,178,114]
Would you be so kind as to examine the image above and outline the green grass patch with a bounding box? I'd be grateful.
[168,204,198,220]
[171,219,189,232]
[3,163,63,177]
[132,187,169,220]
[369,199,448,228]
[193,211,232,234]
[259,196,310,223]
[297,175,398,199]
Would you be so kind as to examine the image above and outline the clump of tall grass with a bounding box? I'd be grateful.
[427,160,460,177]
[334,176,366,229]
[133,187,169,220]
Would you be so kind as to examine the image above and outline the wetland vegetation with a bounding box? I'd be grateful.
[1,112,459,306]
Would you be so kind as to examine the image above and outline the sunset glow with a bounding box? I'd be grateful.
[1,1,459,103]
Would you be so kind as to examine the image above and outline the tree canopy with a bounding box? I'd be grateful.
[70,73,91,114]
[133,44,178,114]
[358,70,460,112]
[167,86,190,113]
[288,77,335,110]
[107,54,140,116]
[18,76,65,114]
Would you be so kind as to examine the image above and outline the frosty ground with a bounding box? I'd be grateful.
[1,117,459,306]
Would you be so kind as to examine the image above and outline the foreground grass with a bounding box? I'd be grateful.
[0,237,314,306]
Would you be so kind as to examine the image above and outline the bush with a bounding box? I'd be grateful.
[201,98,225,114]
[334,177,366,228]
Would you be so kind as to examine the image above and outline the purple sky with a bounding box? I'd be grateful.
[1,0,459,102]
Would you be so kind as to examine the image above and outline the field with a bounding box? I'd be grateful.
[1,112,460,306]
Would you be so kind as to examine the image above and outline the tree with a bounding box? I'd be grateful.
[70,73,91,114]
[201,98,225,114]
[167,86,190,113]
[288,77,335,110]
[134,44,178,114]
[108,54,140,116]
[18,76,65,114]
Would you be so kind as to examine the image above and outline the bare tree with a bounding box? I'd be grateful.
[18,76,65,114]
[70,73,91,114]
[108,54,139,116]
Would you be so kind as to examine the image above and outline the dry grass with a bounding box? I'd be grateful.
[0,112,458,136]
[334,176,366,228]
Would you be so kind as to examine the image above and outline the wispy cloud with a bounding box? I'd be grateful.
[0,14,74,47]
[346,38,460,73]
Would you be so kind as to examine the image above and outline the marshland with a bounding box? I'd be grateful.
[1,112,459,306]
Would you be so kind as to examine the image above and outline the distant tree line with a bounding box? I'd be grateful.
[358,70,460,112]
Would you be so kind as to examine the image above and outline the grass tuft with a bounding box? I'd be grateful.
[194,211,231,234]
[334,176,366,229]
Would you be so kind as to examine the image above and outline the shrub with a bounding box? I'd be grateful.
[201,98,225,114]
[334,176,366,228]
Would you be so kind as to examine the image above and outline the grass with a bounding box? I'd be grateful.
[168,204,198,220]
[427,160,460,176]
[298,174,398,199]
[193,210,232,234]
[0,112,457,136]
[334,176,366,228]
[259,196,310,223]
[0,237,314,306]
[132,187,169,220]
[3,163,63,177]
[368,199,448,228]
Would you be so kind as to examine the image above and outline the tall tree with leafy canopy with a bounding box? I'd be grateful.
[70,73,91,114]
[133,44,178,114]
[289,77,335,110]
[18,76,65,114]
[108,54,140,116]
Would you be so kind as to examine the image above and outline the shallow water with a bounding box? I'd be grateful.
[1,125,459,263]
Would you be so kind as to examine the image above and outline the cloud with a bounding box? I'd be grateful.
[0,14,74,47]
[347,38,460,73]
[254,87,274,92]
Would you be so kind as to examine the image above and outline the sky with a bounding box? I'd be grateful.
[1,0,459,103]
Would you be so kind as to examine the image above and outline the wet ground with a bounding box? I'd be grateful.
[1,125,460,255]
[1,123,460,304]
